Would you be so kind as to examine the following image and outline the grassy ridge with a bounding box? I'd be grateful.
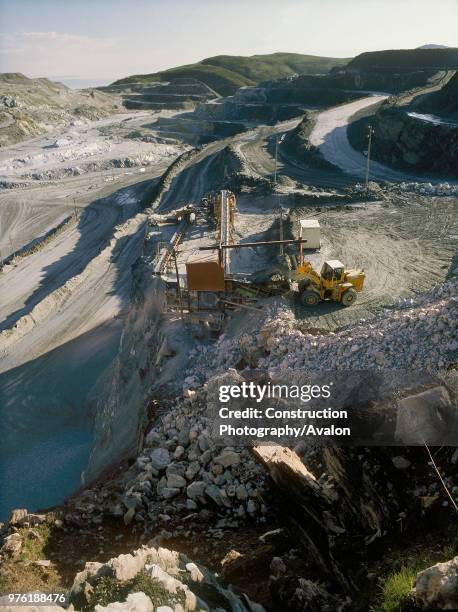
[200,52,349,82]
[112,52,350,96]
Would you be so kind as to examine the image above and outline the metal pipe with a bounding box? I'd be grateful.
[199,238,307,250]
[274,135,278,184]
[365,125,374,194]
[153,217,189,275]
[218,299,263,312]
[299,224,303,265]
[173,250,184,321]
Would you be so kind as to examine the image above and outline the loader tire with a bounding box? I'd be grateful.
[341,288,357,306]
[300,289,320,307]
[298,279,310,293]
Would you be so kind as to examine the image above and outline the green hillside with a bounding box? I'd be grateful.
[200,53,350,82]
[112,52,350,97]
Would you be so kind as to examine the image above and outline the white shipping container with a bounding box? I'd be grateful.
[299,219,321,250]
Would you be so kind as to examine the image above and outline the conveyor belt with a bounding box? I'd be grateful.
[219,190,231,274]
[153,217,189,275]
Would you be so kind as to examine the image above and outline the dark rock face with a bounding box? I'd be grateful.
[347,48,458,73]
[331,67,439,94]
[416,71,458,116]
[372,106,458,176]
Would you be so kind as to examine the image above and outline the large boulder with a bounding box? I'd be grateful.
[8,508,28,525]
[0,532,22,559]
[110,550,151,581]
[214,450,241,468]
[395,386,457,445]
[150,448,171,472]
[4,508,47,527]
[413,556,458,609]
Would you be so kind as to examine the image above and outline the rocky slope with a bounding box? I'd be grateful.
[0,73,120,147]
[344,70,458,177]
[0,513,263,611]
[336,48,458,92]
[181,278,457,382]
[372,105,458,175]
[2,405,458,610]
[71,266,457,528]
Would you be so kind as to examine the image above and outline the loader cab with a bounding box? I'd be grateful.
[321,260,345,284]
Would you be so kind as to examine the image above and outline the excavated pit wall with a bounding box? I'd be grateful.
[80,140,284,484]
[83,269,167,483]
[372,105,458,176]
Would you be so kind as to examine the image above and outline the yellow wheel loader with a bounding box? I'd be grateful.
[292,259,365,307]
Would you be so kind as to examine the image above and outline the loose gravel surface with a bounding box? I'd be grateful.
[288,195,457,329]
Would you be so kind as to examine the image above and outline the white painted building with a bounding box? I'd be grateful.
[299,219,321,250]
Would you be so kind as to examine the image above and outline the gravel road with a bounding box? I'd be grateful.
[309,95,458,184]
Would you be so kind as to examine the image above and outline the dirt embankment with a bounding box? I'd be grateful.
[282,111,315,154]
[281,111,339,172]
[154,141,271,211]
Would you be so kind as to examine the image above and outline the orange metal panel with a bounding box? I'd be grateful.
[186,251,225,291]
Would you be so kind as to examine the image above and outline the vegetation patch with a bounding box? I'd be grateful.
[18,525,52,562]
[85,571,187,611]
[0,562,62,596]
[0,525,62,595]
[378,565,418,612]
[367,527,458,612]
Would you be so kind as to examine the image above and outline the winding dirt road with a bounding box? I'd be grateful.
[309,95,458,184]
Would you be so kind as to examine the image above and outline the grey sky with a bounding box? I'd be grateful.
[0,0,457,84]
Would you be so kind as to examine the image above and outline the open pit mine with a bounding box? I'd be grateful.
[0,46,457,612]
